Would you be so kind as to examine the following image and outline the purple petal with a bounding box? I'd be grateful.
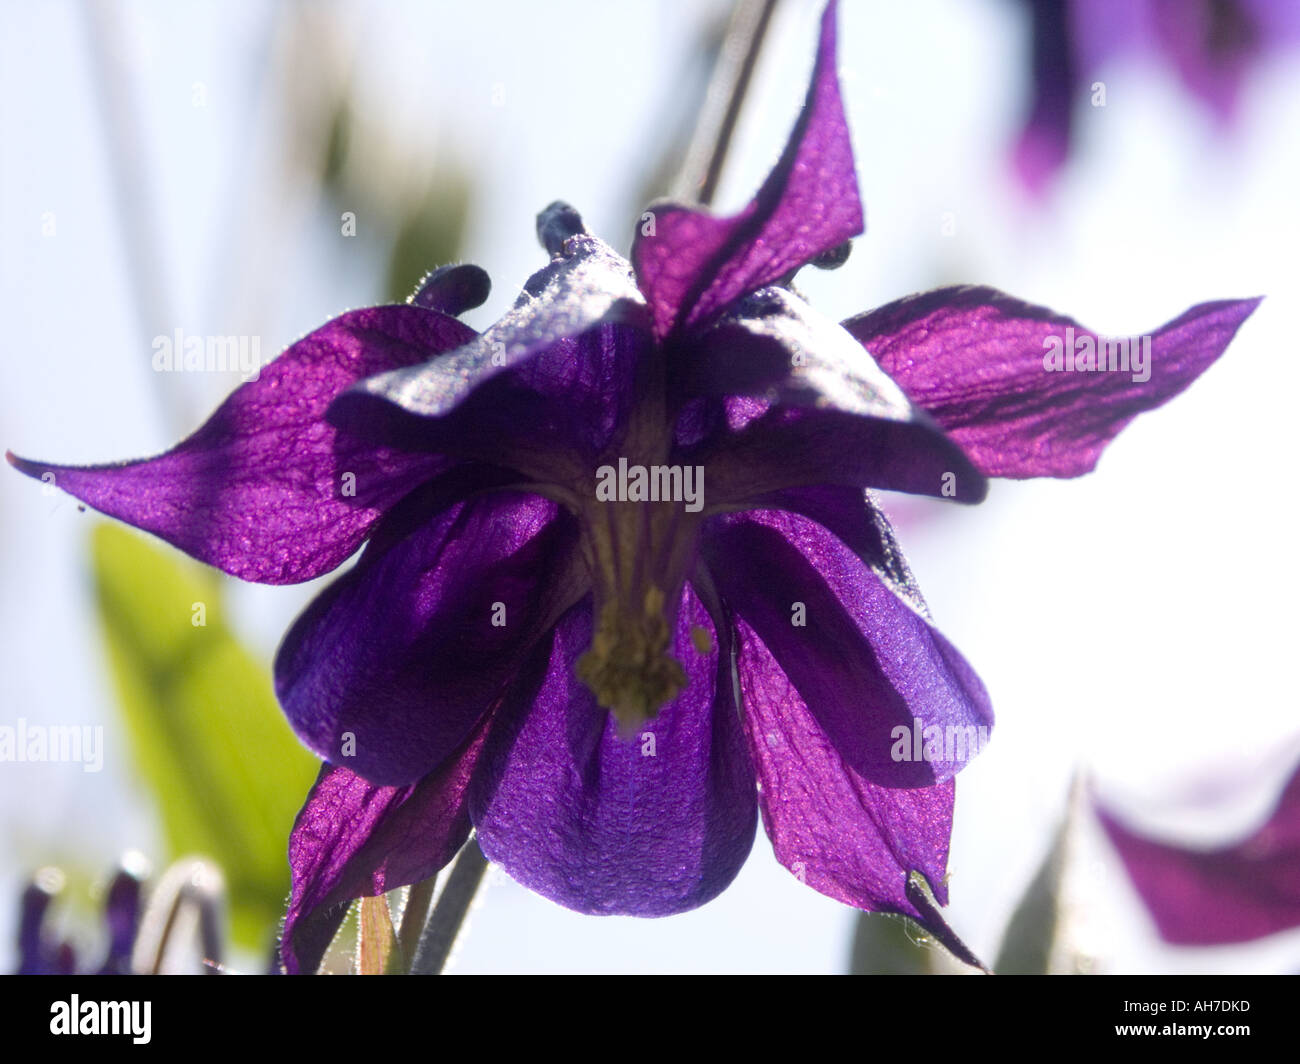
[280,713,493,975]
[684,286,987,504]
[1151,0,1262,124]
[734,616,978,960]
[8,306,475,583]
[338,234,649,453]
[704,506,992,787]
[631,1,863,340]
[1097,766,1300,945]
[740,484,930,615]
[97,868,144,975]
[843,287,1261,478]
[274,489,585,786]
[15,880,59,976]
[470,589,757,915]
[1013,0,1076,196]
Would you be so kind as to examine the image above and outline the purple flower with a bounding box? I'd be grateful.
[15,874,76,976]
[1098,763,1300,945]
[13,865,141,975]
[9,1,1258,974]
[1015,0,1300,194]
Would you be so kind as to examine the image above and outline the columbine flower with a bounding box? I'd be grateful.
[1098,760,1300,945]
[1015,0,1298,193]
[10,1,1258,974]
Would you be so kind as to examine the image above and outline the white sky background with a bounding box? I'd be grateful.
[1,0,1299,973]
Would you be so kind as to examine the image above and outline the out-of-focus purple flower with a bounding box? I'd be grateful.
[13,863,143,975]
[1014,0,1300,194]
[1098,763,1300,945]
[15,871,76,975]
[97,867,144,975]
[10,1,1259,974]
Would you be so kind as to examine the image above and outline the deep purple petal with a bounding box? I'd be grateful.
[683,286,987,504]
[274,489,585,786]
[280,713,493,975]
[338,234,647,470]
[1098,766,1300,945]
[672,315,795,400]
[735,616,978,960]
[470,588,757,915]
[704,506,992,786]
[97,868,144,975]
[631,1,863,340]
[15,880,60,976]
[8,306,475,583]
[843,286,1261,479]
[739,484,931,616]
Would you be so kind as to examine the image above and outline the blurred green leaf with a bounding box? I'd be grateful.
[849,912,940,975]
[89,523,319,950]
[314,89,472,305]
[994,778,1092,975]
[383,178,471,304]
[994,826,1066,975]
[320,99,353,191]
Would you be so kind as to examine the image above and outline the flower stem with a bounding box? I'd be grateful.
[408,836,489,975]
[397,875,437,964]
[676,0,780,207]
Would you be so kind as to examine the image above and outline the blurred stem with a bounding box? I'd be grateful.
[675,0,780,206]
[135,859,224,975]
[357,896,401,975]
[408,837,488,975]
[397,876,437,963]
[82,0,182,433]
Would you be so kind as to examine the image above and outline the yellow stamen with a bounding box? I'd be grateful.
[576,585,686,732]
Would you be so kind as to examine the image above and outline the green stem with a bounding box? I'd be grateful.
[676,0,781,207]
[398,876,438,965]
[408,837,489,975]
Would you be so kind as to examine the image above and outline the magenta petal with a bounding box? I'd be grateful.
[280,713,493,975]
[8,306,475,583]
[843,287,1261,479]
[1098,766,1300,945]
[470,589,757,916]
[705,507,992,786]
[631,1,863,340]
[274,490,584,786]
[1151,0,1261,124]
[735,616,976,958]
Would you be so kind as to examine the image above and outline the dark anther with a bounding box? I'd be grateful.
[410,264,492,316]
[536,201,587,256]
[811,240,853,270]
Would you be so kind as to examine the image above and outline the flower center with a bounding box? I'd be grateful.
[576,493,703,733]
